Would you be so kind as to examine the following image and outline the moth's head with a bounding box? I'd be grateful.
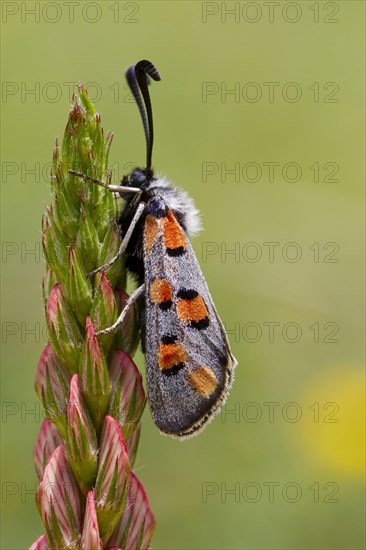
[122,167,154,190]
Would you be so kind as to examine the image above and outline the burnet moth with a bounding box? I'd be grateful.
[70,60,237,438]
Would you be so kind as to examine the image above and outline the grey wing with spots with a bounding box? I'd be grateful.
[143,207,237,438]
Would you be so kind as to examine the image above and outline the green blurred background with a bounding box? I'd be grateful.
[1,1,364,548]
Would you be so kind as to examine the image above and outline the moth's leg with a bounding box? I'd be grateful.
[87,201,146,277]
[68,169,142,197]
[95,284,145,336]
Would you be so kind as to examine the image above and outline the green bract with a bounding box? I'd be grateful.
[32,86,155,550]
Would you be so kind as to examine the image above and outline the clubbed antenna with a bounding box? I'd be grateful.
[125,60,161,172]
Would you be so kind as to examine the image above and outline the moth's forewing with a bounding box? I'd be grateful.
[143,206,236,438]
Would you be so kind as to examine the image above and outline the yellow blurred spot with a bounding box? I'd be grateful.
[300,368,365,476]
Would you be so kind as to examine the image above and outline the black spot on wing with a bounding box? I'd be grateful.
[177,289,198,300]
[159,300,173,311]
[161,363,185,376]
[189,318,210,330]
[161,334,178,344]
[166,246,186,257]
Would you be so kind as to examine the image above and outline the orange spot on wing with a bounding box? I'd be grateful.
[144,215,160,254]
[159,342,187,371]
[163,210,187,252]
[150,278,172,305]
[177,295,209,323]
[189,367,218,397]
